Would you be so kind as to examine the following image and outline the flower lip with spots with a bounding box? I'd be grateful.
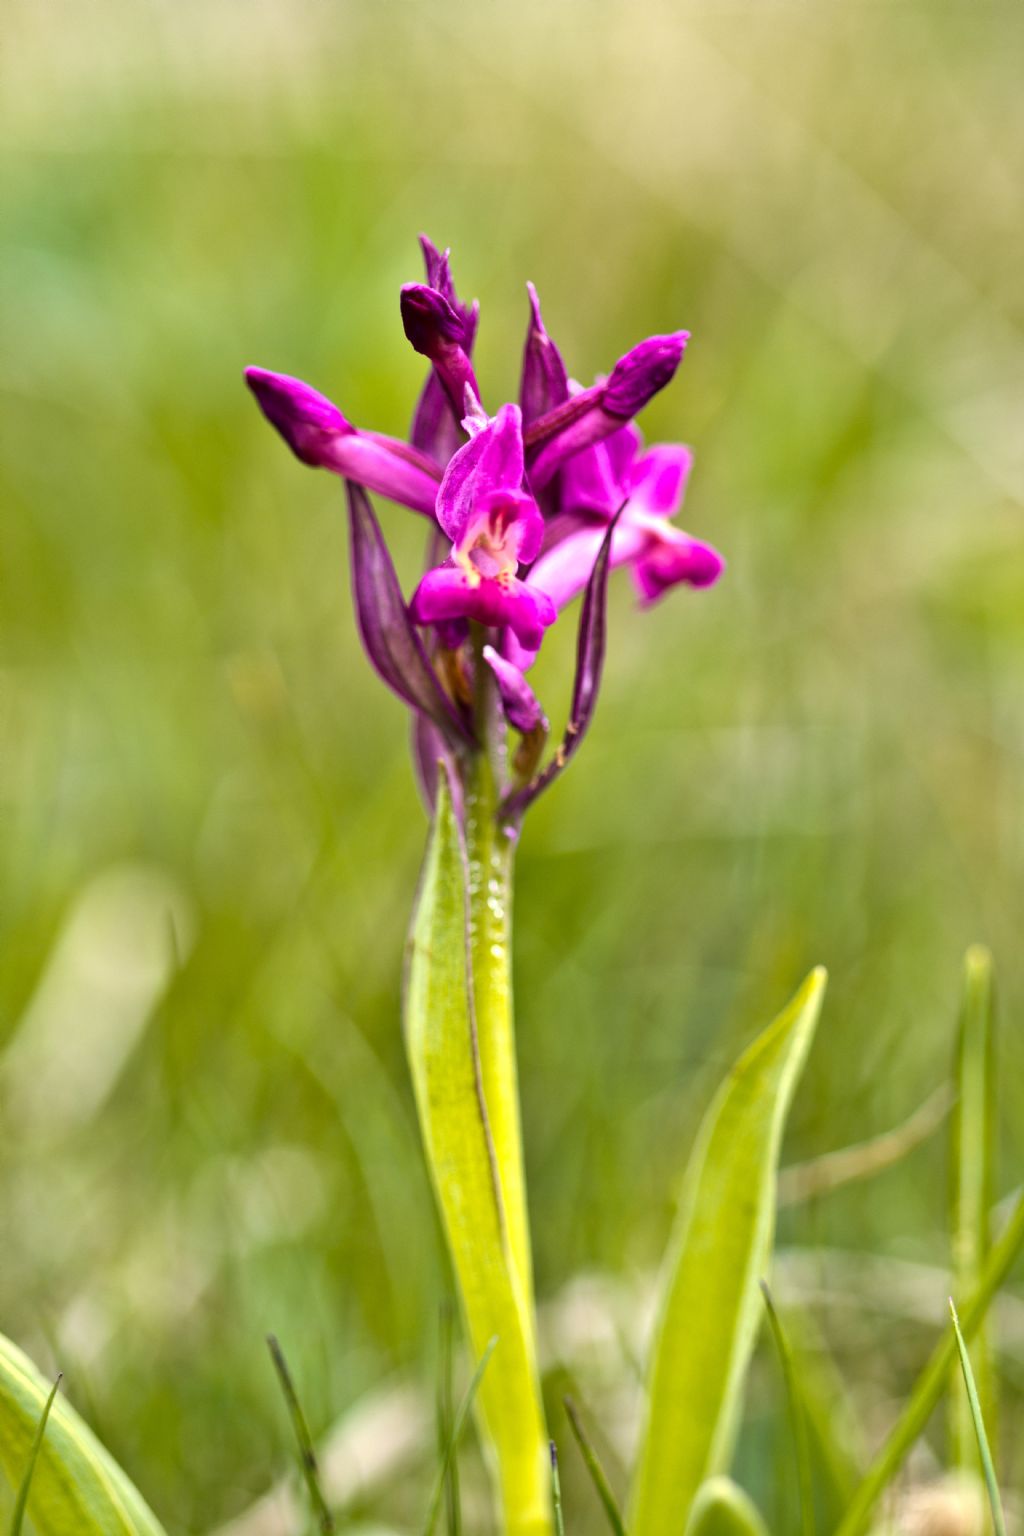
[411,401,557,652]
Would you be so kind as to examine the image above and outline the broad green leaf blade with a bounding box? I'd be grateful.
[684,1477,770,1536]
[950,945,996,1469]
[9,1373,61,1536]
[630,969,827,1536]
[404,770,550,1536]
[0,1332,167,1536]
[949,1299,1006,1536]
[835,1185,1024,1536]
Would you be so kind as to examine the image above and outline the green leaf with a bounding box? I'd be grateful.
[950,945,996,1469]
[684,1477,771,1536]
[404,768,550,1536]
[835,1184,1024,1536]
[949,1299,1006,1536]
[629,968,827,1536]
[0,1331,167,1536]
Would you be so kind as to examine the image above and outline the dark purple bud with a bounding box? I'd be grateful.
[502,507,621,821]
[246,367,441,515]
[520,283,569,427]
[524,332,688,490]
[245,366,349,464]
[401,283,479,418]
[410,240,479,464]
[603,333,688,418]
[347,481,474,749]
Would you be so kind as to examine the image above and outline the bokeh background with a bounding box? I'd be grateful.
[2,1,1023,1531]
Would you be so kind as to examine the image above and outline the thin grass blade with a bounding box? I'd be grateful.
[563,1397,627,1536]
[437,1302,461,1536]
[950,945,996,1470]
[550,1445,566,1536]
[949,1299,1006,1536]
[423,1338,497,1536]
[266,1335,334,1535]
[9,1374,61,1536]
[834,1185,1024,1536]
[759,1283,814,1536]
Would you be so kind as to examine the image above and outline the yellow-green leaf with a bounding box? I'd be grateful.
[0,1331,167,1536]
[630,969,827,1536]
[404,769,550,1536]
[684,1477,771,1536]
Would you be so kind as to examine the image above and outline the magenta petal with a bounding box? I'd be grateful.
[247,366,441,516]
[436,402,525,544]
[347,483,473,746]
[482,646,546,733]
[520,283,570,426]
[628,443,693,517]
[632,535,725,605]
[411,564,556,651]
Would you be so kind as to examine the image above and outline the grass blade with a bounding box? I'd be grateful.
[551,1444,566,1536]
[423,1336,497,1536]
[563,1396,627,1536]
[437,1302,461,1536]
[834,1184,1024,1536]
[630,969,826,1536]
[950,945,996,1470]
[949,1299,1006,1536]
[9,1374,61,1536]
[759,1283,814,1536]
[266,1335,334,1535]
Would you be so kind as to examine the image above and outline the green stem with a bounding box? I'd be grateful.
[463,751,535,1314]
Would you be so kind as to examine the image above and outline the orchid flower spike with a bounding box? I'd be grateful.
[244,237,724,829]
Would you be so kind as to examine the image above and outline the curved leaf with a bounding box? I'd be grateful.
[684,1477,770,1536]
[404,769,550,1536]
[0,1331,167,1536]
[630,969,827,1536]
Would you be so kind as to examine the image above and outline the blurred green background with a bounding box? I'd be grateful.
[2,1,1023,1531]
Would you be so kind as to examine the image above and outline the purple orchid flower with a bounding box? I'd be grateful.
[503,424,725,673]
[244,236,722,827]
[410,401,557,653]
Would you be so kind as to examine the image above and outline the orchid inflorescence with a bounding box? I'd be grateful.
[245,236,723,831]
